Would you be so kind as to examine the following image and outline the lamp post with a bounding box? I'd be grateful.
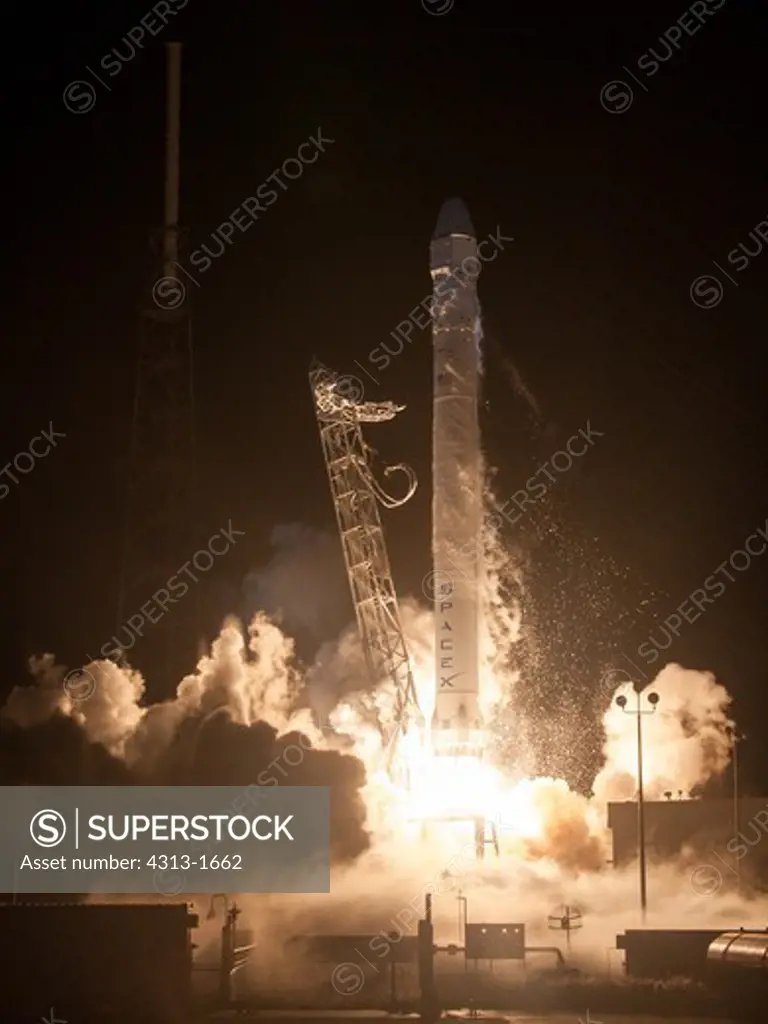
[617,687,659,923]
[730,727,745,890]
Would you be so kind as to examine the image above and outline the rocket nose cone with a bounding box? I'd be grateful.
[433,197,475,240]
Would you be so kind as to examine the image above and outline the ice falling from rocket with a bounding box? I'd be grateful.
[430,198,484,757]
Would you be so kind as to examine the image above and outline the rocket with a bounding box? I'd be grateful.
[430,198,484,756]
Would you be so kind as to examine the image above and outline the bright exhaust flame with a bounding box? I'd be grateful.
[366,725,560,858]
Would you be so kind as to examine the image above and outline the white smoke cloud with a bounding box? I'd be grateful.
[593,663,734,805]
[4,654,146,757]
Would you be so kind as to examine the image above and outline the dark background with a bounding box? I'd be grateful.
[6,2,767,792]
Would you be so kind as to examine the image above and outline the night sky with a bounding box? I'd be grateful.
[7,3,767,792]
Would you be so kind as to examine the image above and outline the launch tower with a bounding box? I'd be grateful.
[309,361,422,778]
[116,43,199,688]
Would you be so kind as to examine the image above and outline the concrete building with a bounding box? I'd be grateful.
[607,797,768,890]
[0,902,198,1020]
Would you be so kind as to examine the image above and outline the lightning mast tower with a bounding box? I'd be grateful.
[310,361,421,776]
[116,43,198,688]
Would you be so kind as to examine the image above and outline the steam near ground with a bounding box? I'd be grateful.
[2,506,767,992]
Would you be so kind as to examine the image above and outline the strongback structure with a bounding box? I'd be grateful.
[430,198,484,756]
[309,360,421,776]
[116,43,198,689]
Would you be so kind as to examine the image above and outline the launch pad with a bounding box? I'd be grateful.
[417,815,499,860]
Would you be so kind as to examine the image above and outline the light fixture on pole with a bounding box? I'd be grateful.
[616,687,659,923]
[729,726,746,891]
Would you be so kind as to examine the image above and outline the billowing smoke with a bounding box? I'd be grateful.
[3,502,762,995]
[593,663,734,804]
[1,614,370,864]
[511,778,606,872]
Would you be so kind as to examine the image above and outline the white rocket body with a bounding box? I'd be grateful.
[430,198,483,756]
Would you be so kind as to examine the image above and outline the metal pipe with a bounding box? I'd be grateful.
[733,731,741,892]
[616,687,658,922]
[418,894,438,1021]
[637,690,647,923]
[457,894,468,971]
[525,945,566,969]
